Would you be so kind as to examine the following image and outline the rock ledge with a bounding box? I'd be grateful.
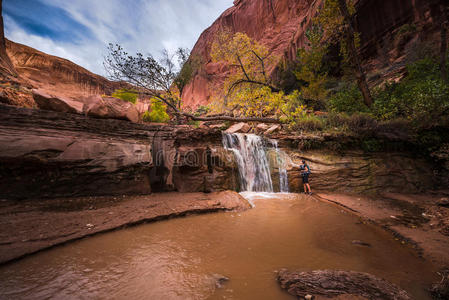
[277,269,411,300]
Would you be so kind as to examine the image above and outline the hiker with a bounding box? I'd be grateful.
[299,160,312,195]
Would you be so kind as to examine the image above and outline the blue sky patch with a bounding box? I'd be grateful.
[3,0,93,43]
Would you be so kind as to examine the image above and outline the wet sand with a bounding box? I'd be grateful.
[316,192,449,268]
[0,191,251,265]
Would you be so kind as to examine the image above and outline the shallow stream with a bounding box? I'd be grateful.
[0,193,436,299]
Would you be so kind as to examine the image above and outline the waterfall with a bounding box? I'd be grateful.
[223,133,273,192]
[271,140,289,193]
[222,133,289,193]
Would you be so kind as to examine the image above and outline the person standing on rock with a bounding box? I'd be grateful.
[299,160,312,195]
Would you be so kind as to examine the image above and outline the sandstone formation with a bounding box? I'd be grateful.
[83,95,140,123]
[0,0,15,80]
[0,104,237,199]
[0,103,442,200]
[277,269,411,299]
[33,89,84,114]
[5,40,121,100]
[225,122,251,133]
[284,149,436,195]
[182,0,442,108]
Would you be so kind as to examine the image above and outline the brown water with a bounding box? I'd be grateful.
[0,193,437,299]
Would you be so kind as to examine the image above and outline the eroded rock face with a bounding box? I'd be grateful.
[0,104,237,199]
[83,95,140,123]
[225,122,250,134]
[0,0,16,79]
[277,269,411,300]
[182,0,441,108]
[5,40,121,100]
[285,150,436,194]
[33,89,84,114]
[0,105,160,199]
[0,103,442,199]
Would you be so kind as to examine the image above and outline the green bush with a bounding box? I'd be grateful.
[346,112,378,133]
[372,57,449,126]
[142,99,170,123]
[188,120,201,127]
[290,114,325,131]
[194,105,210,116]
[326,112,350,129]
[111,89,138,104]
[327,83,368,114]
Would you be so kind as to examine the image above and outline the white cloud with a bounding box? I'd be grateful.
[4,0,234,75]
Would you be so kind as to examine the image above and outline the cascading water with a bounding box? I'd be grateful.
[271,140,289,193]
[222,133,289,193]
[223,133,273,192]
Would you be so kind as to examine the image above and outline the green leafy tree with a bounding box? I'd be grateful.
[142,99,170,123]
[111,88,138,104]
[316,0,373,107]
[105,43,280,123]
[295,25,329,106]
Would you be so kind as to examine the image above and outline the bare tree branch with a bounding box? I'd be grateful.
[104,43,281,124]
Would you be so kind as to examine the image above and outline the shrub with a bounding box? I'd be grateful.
[290,114,325,131]
[111,89,138,104]
[372,57,449,127]
[327,83,368,114]
[142,99,170,123]
[326,112,351,129]
[194,105,210,116]
[346,112,378,134]
[361,139,382,152]
[188,120,201,127]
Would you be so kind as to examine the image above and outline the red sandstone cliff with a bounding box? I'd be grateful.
[182,0,442,109]
[5,39,121,100]
[0,0,16,80]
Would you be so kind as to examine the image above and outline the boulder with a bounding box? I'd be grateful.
[256,123,269,132]
[277,269,411,300]
[33,89,83,114]
[209,123,226,129]
[265,124,281,135]
[83,95,139,123]
[225,122,250,134]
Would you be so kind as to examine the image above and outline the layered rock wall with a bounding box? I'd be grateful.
[0,0,15,79]
[5,40,122,99]
[0,104,442,199]
[0,104,235,199]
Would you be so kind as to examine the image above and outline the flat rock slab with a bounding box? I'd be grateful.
[0,191,250,265]
[277,269,411,300]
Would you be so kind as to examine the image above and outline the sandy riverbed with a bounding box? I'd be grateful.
[0,191,251,265]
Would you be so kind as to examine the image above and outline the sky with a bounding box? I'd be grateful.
[3,0,233,75]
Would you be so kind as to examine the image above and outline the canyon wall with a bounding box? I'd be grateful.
[0,104,237,199]
[0,0,15,80]
[182,0,442,108]
[5,40,122,100]
[0,103,442,199]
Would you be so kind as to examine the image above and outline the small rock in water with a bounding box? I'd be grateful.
[352,240,372,247]
[86,223,94,228]
[212,274,229,288]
